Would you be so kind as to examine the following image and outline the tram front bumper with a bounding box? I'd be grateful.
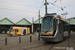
[40,36,60,42]
[40,36,54,38]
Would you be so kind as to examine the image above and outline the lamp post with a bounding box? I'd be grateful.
[44,0,49,14]
[32,17,34,34]
[38,10,40,41]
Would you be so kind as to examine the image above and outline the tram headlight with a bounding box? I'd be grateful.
[49,35,50,37]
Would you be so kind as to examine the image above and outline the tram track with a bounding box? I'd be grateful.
[48,37,71,50]
[25,37,70,50]
[1,38,72,50]
[68,37,70,47]
[1,35,72,50]
[48,43,56,50]
[1,38,57,50]
[23,42,56,50]
[24,44,50,50]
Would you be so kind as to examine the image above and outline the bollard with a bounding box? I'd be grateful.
[30,36,32,42]
[19,37,21,43]
[5,38,7,45]
[38,32,40,41]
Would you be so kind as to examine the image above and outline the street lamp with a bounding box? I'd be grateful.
[38,10,40,41]
[32,17,34,34]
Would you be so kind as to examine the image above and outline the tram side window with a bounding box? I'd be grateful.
[54,20,57,31]
[63,22,68,31]
[53,20,57,35]
[15,29,18,32]
[59,21,64,33]
[54,20,58,31]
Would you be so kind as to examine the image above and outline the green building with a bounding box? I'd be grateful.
[33,17,43,32]
[1,16,75,34]
[0,18,14,33]
[69,17,75,32]
[16,18,32,33]
[0,18,32,33]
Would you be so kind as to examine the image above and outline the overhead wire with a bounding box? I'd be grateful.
[53,0,58,3]
[0,0,40,8]
[39,0,44,10]
[38,0,45,16]
[0,0,41,15]
[0,0,45,17]
[0,0,39,18]
[59,0,64,11]
[49,2,63,10]
[0,8,38,13]
[60,0,62,7]
[47,0,66,11]
[0,7,39,20]
[0,0,49,21]
[59,0,69,17]
[32,0,45,18]
[0,0,40,12]
[32,0,44,22]
[49,2,59,8]
[48,0,69,18]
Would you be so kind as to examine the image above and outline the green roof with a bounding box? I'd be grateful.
[70,17,75,25]
[16,18,31,25]
[0,18,14,25]
[33,17,43,24]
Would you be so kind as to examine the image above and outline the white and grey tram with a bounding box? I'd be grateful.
[40,13,71,42]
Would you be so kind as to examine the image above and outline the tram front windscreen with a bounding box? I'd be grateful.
[41,16,54,32]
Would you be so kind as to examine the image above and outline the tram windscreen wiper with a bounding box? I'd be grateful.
[41,16,54,32]
[46,25,52,32]
[41,20,53,32]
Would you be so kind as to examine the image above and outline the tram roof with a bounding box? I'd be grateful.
[44,13,69,23]
[55,15,69,23]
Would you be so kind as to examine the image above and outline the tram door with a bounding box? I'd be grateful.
[23,29,26,35]
[21,28,23,35]
[15,29,18,35]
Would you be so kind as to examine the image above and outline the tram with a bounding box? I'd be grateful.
[8,26,30,36]
[40,13,71,42]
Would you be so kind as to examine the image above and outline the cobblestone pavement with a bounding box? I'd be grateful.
[0,32,75,50]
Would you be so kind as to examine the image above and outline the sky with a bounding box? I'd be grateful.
[0,0,75,23]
